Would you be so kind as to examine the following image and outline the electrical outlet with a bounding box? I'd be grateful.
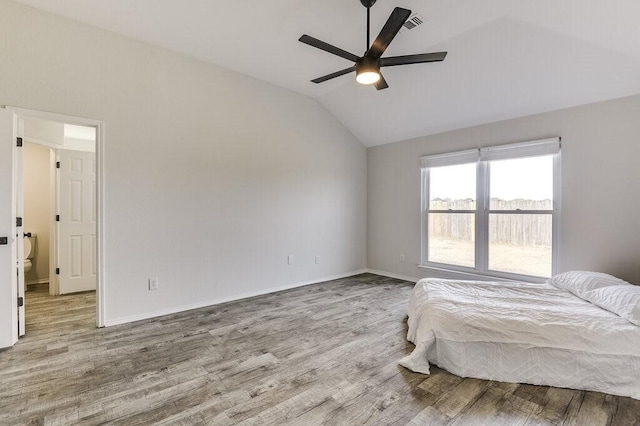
[315,256,321,264]
[148,278,159,290]
[400,254,405,262]
[288,255,294,265]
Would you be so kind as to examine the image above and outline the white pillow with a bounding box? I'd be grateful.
[546,271,629,299]
[583,285,640,326]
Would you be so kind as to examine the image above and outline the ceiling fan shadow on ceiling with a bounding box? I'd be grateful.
[299,0,448,90]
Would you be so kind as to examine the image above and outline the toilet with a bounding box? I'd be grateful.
[23,233,36,272]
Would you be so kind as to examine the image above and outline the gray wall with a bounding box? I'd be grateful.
[368,94,640,284]
[0,0,367,325]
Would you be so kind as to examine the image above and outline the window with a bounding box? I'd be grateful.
[421,138,560,280]
[427,162,476,268]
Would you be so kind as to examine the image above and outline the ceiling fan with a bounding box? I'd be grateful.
[299,0,448,90]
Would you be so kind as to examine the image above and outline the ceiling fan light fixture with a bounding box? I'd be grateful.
[356,70,380,85]
[355,57,380,85]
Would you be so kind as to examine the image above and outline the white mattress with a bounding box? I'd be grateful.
[399,278,640,399]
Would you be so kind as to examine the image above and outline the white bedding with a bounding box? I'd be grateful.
[399,278,640,399]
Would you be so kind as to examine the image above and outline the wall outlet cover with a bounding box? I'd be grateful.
[148,278,159,290]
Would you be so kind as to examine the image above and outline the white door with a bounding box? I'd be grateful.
[0,108,18,348]
[57,149,97,294]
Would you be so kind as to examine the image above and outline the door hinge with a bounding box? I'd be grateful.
[55,268,60,275]
[17,296,24,307]
[56,161,60,169]
[16,217,22,227]
[16,137,23,147]
[55,215,60,222]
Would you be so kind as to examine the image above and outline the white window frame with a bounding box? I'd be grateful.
[420,138,561,282]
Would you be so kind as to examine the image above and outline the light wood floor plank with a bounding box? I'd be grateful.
[1,277,639,425]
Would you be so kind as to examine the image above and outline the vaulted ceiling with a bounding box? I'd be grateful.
[12,0,640,146]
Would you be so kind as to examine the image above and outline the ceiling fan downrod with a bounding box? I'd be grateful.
[361,0,377,50]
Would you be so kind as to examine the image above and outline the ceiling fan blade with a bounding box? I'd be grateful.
[374,74,388,90]
[311,66,356,84]
[381,52,448,67]
[366,7,412,59]
[299,35,360,63]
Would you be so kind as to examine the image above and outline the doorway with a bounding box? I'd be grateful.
[23,132,97,295]
[10,107,105,337]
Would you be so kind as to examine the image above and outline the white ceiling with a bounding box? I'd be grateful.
[13,0,640,146]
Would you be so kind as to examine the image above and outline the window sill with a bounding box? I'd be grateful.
[417,264,547,284]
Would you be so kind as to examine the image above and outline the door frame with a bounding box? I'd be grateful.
[15,117,25,335]
[8,106,106,328]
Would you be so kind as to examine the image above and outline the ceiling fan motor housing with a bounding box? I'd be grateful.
[356,56,380,75]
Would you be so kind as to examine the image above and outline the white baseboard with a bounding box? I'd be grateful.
[27,279,49,286]
[366,269,420,283]
[104,269,369,327]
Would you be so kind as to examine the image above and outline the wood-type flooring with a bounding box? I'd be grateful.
[1,274,638,425]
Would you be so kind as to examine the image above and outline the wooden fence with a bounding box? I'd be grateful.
[429,199,552,246]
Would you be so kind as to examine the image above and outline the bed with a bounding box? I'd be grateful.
[399,271,640,399]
